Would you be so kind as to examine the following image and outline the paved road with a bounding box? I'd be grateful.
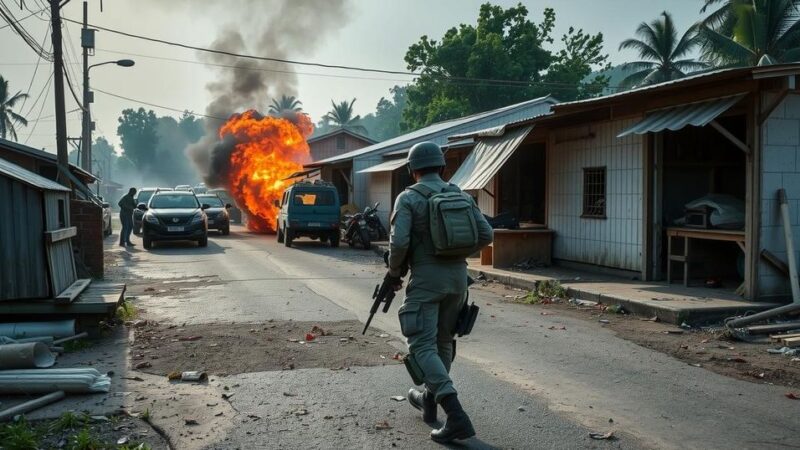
[120,225,800,449]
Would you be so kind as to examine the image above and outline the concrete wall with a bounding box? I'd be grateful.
[364,171,393,230]
[759,93,800,298]
[547,118,644,272]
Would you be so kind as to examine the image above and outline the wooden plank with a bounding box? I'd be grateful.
[783,337,800,347]
[44,226,77,243]
[710,120,751,154]
[55,278,92,304]
[665,227,746,242]
[758,89,789,125]
[770,333,800,341]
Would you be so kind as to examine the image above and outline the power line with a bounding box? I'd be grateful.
[64,17,609,90]
[93,87,225,120]
[62,61,85,111]
[24,70,55,145]
[18,21,51,112]
[0,1,53,60]
[23,70,54,117]
[0,4,44,30]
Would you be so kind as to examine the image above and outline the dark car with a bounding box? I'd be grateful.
[98,196,112,237]
[133,187,173,234]
[138,191,209,249]
[208,188,242,224]
[196,194,232,235]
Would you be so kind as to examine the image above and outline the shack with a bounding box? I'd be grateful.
[0,157,123,317]
[449,64,800,301]
[306,96,557,225]
[0,138,105,278]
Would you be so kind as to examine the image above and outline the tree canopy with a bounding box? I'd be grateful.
[268,95,303,115]
[322,98,368,135]
[401,3,610,129]
[0,75,29,141]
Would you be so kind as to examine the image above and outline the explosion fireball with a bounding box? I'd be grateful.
[219,110,313,233]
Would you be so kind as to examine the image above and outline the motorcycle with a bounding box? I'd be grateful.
[341,202,387,249]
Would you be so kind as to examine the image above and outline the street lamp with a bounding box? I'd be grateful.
[81,59,135,173]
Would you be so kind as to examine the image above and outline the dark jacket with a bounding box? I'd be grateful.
[118,193,136,214]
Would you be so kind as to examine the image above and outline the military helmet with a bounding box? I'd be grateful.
[407,142,445,171]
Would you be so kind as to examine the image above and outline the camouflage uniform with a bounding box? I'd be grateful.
[388,172,493,401]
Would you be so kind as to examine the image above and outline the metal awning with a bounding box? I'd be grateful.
[449,125,533,191]
[357,158,407,174]
[617,94,745,137]
[283,167,320,180]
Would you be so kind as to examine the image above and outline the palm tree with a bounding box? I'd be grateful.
[700,0,800,67]
[323,98,367,135]
[618,12,708,88]
[0,76,29,141]
[268,95,303,115]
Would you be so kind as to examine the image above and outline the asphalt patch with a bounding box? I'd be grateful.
[131,320,404,376]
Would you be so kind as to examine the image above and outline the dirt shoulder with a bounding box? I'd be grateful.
[130,320,404,377]
[479,283,800,389]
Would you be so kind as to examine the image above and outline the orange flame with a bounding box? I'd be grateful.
[220,110,313,233]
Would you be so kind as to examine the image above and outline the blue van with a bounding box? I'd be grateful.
[276,180,340,247]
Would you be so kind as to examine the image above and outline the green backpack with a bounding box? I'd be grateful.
[408,183,479,258]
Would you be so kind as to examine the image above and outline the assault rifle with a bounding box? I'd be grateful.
[362,252,406,335]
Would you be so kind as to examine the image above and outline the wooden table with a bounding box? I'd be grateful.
[666,227,745,287]
[492,228,554,268]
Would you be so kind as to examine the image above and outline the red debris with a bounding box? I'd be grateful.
[305,333,316,341]
[786,392,800,400]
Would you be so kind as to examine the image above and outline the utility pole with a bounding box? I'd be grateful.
[49,0,71,186]
[80,0,94,172]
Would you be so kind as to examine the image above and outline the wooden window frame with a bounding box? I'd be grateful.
[582,166,607,219]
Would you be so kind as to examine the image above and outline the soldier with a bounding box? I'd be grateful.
[386,142,493,443]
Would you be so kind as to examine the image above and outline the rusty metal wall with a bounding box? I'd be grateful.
[0,176,48,300]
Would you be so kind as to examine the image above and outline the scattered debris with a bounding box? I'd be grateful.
[589,431,615,440]
[785,392,799,400]
[727,357,747,363]
[305,333,316,341]
[390,396,406,402]
[311,325,329,336]
[121,376,144,382]
[134,361,152,370]
[605,304,625,314]
[184,418,199,426]
[680,322,692,329]
[178,336,202,342]
[378,333,389,338]
[375,420,392,430]
[664,330,685,335]
[517,406,525,412]
[283,392,297,397]
[293,409,308,416]
[599,319,610,324]
[641,316,659,322]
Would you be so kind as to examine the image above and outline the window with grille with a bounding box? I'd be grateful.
[582,167,606,218]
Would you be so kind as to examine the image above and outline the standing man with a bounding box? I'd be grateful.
[118,187,137,247]
[386,142,492,443]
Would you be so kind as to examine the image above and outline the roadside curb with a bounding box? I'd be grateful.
[466,266,777,325]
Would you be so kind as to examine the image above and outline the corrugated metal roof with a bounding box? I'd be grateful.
[307,96,556,167]
[450,126,533,191]
[385,137,475,157]
[617,94,745,137]
[0,157,70,192]
[0,137,97,183]
[307,128,376,144]
[356,158,407,174]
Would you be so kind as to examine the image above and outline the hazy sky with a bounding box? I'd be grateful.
[1,0,705,154]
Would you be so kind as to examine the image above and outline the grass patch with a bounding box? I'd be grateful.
[116,300,138,321]
[519,280,567,305]
[51,411,89,432]
[66,427,105,450]
[0,418,42,450]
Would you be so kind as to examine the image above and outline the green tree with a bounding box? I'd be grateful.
[178,111,205,143]
[323,98,367,135]
[360,85,407,140]
[268,95,303,115]
[618,12,707,88]
[116,108,158,171]
[700,0,800,66]
[403,4,554,130]
[544,27,610,101]
[0,75,28,141]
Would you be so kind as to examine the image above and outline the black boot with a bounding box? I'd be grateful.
[430,394,475,443]
[407,388,437,423]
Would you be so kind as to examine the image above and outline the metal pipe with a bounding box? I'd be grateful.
[53,332,89,345]
[0,343,56,369]
[0,320,75,339]
[726,302,800,328]
[0,391,66,422]
[0,368,110,394]
[779,189,800,303]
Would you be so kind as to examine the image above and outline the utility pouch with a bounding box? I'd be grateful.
[455,302,479,337]
[403,354,424,386]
